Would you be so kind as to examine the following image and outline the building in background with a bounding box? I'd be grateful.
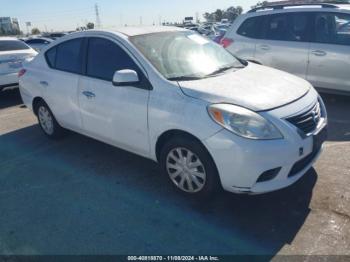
[0,17,21,35]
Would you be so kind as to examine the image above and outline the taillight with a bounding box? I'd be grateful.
[220,38,234,48]
[18,69,27,78]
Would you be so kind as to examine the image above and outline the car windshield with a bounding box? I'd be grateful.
[0,40,30,51]
[130,31,244,80]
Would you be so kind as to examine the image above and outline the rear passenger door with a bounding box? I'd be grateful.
[255,12,311,79]
[307,12,350,93]
[42,38,85,131]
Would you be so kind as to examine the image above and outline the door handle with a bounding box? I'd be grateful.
[260,45,270,51]
[311,50,327,57]
[40,81,49,87]
[82,91,96,99]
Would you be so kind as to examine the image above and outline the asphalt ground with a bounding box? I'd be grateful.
[0,88,349,256]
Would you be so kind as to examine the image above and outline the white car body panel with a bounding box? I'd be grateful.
[308,42,350,93]
[254,40,310,80]
[78,75,150,158]
[19,28,327,195]
[178,63,311,111]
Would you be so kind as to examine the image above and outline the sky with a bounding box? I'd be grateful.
[0,0,272,32]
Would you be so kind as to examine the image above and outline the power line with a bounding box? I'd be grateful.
[95,3,102,29]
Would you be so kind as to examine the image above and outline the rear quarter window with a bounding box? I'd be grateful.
[45,38,84,74]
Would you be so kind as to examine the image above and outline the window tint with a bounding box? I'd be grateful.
[46,47,56,67]
[314,13,350,45]
[55,38,83,74]
[237,17,261,38]
[265,14,289,41]
[0,40,30,51]
[87,38,139,81]
[290,13,309,42]
[26,39,50,44]
[262,13,309,42]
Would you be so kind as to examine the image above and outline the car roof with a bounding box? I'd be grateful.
[0,37,20,41]
[96,26,187,37]
[246,3,350,15]
[26,37,53,41]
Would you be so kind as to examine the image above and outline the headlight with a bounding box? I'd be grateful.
[208,104,283,140]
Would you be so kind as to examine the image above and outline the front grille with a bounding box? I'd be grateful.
[286,102,322,135]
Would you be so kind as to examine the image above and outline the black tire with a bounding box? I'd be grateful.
[35,100,65,139]
[160,135,221,198]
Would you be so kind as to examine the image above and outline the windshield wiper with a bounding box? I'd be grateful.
[207,65,239,77]
[167,75,203,81]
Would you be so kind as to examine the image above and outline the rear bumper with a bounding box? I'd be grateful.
[0,83,19,91]
[0,73,19,89]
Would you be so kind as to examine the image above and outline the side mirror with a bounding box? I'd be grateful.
[112,69,140,86]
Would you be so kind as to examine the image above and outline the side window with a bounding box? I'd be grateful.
[314,13,350,46]
[264,14,289,41]
[86,37,139,81]
[45,47,57,68]
[237,16,262,38]
[262,13,309,42]
[289,13,309,42]
[55,38,84,74]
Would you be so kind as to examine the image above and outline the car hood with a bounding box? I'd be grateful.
[177,63,311,111]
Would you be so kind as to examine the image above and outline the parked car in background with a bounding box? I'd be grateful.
[198,24,213,36]
[25,37,53,52]
[210,24,231,43]
[0,37,37,91]
[19,27,327,197]
[222,3,350,95]
[44,32,68,40]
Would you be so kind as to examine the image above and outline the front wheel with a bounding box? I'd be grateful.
[36,101,65,139]
[160,136,221,198]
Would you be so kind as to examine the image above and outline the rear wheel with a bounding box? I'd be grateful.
[35,101,65,139]
[160,136,220,198]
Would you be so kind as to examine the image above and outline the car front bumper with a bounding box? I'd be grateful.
[202,88,327,195]
[203,122,327,194]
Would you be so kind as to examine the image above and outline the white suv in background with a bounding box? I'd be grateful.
[0,37,37,91]
[222,3,350,95]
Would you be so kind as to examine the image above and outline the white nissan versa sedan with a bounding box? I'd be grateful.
[19,27,328,197]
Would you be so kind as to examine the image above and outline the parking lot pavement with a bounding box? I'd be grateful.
[0,88,349,256]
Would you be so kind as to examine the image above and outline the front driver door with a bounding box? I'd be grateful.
[78,37,151,157]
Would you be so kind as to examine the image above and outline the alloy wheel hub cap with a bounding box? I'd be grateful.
[166,147,206,193]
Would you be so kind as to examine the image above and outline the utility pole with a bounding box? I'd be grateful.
[95,3,102,29]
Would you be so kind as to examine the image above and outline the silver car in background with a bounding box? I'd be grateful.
[222,3,350,95]
[0,37,37,91]
[24,37,53,52]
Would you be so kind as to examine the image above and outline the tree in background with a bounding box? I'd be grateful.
[251,1,269,9]
[203,6,243,23]
[86,22,95,29]
[31,28,41,35]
